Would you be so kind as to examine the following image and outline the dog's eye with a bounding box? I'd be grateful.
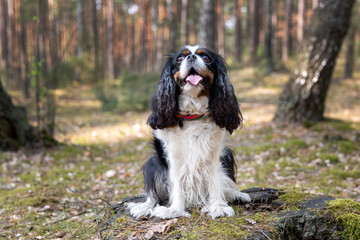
[202,55,210,63]
[177,56,185,63]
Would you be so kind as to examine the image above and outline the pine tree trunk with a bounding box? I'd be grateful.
[216,0,225,56]
[180,0,188,47]
[7,0,14,73]
[234,0,242,62]
[265,0,273,73]
[344,26,355,78]
[92,0,100,81]
[106,0,114,80]
[274,0,355,123]
[297,0,305,50]
[167,0,177,53]
[282,0,292,61]
[199,0,216,51]
[249,0,259,63]
[0,1,8,69]
[19,8,30,99]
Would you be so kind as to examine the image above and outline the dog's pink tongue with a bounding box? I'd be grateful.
[186,74,203,86]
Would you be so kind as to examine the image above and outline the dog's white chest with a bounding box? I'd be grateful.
[154,119,225,206]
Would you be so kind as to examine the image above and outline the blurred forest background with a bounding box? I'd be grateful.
[1,0,360,238]
[1,0,359,137]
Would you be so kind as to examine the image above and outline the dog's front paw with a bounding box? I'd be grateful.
[233,191,251,203]
[201,201,234,219]
[127,201,154,218]
[151,206,191,219]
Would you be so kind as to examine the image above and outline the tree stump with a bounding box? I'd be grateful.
[0,79,56,150]
[98,188,360,239]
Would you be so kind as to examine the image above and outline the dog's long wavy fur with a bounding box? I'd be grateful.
[128,46,250,219]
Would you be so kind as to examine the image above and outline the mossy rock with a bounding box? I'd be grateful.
[98,189,360,239]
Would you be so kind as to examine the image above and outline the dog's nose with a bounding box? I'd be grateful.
[187,54,197,62]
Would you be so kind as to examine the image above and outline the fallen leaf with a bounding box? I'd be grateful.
[144,230,154,239]
[149,219,178,234]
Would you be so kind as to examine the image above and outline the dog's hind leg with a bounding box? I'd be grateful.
[128,144,171,218]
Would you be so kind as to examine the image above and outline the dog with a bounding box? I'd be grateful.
[128,45,251,219]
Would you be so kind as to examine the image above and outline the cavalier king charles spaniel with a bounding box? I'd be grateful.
[128,45,251,219]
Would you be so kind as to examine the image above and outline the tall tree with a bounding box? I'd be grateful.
[0,1,8,70]
[167,0,177,53]
[216,0,225,56]
[265,0,273,73]
[199,0,216,51]
[37,0,49,74]
[142,0,152,72]
[297,0,305,50]
[274,0,355,123]
[92,0,100,81]
[249,0,259,63]
[106,0,114,79]
[154,0,166,71]
[19,2,30,98]
[6,0,14,73]
[344,25,355,78]
[234,0,243,62]
[312,0,318,9]
[180,0,188,46]
[77,0,83,58]
[271,0,280,60]
[282,0,292,61]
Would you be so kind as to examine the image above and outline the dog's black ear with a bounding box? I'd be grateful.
[147,56,179,129]
[209,55,242,134]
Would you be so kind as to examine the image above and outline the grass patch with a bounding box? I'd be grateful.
[327,167,360,180]
[338,140,358,154]
[279,139,307,149]
[318,152,339,164]
[0,185,63,210]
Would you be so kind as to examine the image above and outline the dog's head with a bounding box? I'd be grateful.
[148,45,242,134]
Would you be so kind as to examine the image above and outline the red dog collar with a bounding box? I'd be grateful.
[176,114,205,121]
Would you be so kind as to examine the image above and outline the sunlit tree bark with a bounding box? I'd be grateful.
[274,0,355,123]
[297,0,305,50]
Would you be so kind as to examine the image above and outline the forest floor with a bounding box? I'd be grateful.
[1,66,360,239]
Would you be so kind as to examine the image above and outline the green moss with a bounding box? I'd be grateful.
[114,216,128,224]
[328,199,360,240]
[279,190,311,210]
[170,217,248,239]
[167,208,277,240]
